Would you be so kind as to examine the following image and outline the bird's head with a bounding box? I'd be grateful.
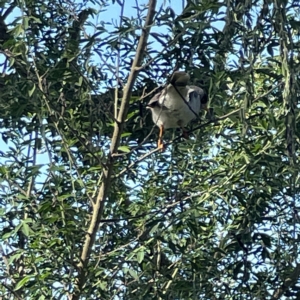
[169,71,190,86]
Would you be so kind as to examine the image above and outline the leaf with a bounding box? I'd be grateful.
[28,84,36,97]
[76,76,83,87]
[136,249,145,263]
[15,276,32,291]
[118,146,130,153]
[10,24,24,37]
[128,269,139,281]
[21,222,30,237]
[8,251,23,264]
[121,132,132,138]
[260,233,272,248]
[23,16,29,30]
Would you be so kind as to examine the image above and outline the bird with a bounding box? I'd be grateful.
[147,71,208,150]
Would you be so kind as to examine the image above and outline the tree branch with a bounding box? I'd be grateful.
[72,1,157,298]
[115,108,241,177]
[272,263,300,300]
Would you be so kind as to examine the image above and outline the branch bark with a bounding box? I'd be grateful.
[72,1,157,298]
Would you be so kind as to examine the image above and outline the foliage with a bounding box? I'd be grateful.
[0,0,300,299]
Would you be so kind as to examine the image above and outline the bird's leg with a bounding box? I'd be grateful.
[182,128,189,139]
[157,125,165,150]
[177,120,189,139]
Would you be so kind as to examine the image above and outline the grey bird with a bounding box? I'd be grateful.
[147,71,208,150]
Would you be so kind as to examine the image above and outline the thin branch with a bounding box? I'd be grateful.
[111,124,157,157]
[272,263,300,300]
[0,282,23,300]
[161,266,179,297]
[72,1,157,298]
[115,0,126,119]
[26,125,38,199]
[30,57,96,205]
[115,107,241,177]
[95,49,124,89]
[63,51,119,123]
[96,236,139,260]
[139,85,162,100]
[116,146,160,177]
[134,15,202,72]
[252,81,283,103]
[94,190,202,225]
[0,245,14,281]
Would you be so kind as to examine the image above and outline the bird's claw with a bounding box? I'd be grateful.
[182,130,189,139]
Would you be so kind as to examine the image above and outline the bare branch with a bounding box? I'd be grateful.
[72,1,157,298]
[115,0,126,119]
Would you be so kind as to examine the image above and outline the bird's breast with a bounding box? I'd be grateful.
[149,86,201,129]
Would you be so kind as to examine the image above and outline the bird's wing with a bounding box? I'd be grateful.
[147,91,163,108]
[188,85,208,106]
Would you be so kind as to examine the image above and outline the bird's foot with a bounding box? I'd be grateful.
[157,140,165,151]
[182,129,189,139]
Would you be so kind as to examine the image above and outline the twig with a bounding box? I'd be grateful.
[253,81,283,103]
[114,0,125,119]
[111,124,156,157]
[0,282,23,300]
[139,85,162,100]
[272,263,300,299]
[115,146,160,177]
[115,108,241,176]
[134,13,202,72]
[95,50,124,89]
[30,56,96,204]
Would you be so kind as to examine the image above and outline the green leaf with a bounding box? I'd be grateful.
[21,222,30,237]
[28,84,36,97]
[136,249,145,263]
[76,76,83,87]
[128,269,139,281]
[118,146,131,153]
[8,251,23,264]
[15,276,33,291]
[121,132,132,138]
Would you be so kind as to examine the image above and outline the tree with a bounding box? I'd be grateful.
[0,0,300,299]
